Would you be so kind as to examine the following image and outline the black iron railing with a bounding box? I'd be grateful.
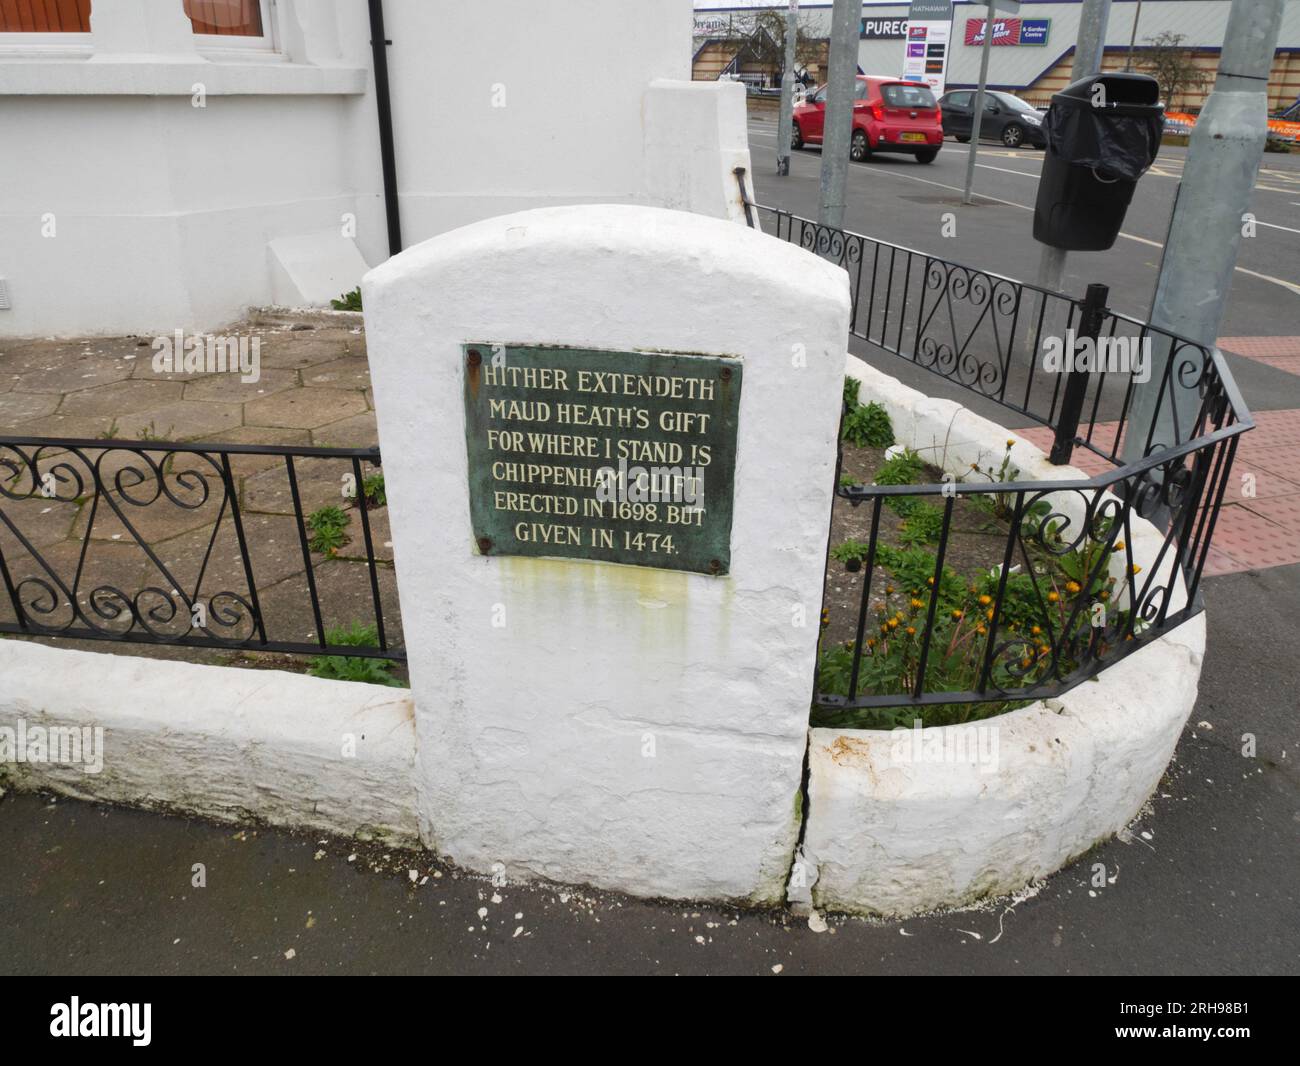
[0,436,400,661]
[742,199,1253,711]
[751,202,1223,469]
[821,370,1244,711]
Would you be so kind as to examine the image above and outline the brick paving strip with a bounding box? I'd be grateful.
[0,311,404,673]
[1218,335,1300,378]
[1016,405,1300,577]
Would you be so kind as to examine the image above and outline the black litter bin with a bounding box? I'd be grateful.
[1032,73,1164,251]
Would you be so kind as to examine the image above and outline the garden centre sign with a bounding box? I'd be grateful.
[461,343,741,575]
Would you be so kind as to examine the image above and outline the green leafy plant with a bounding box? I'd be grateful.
[842,401,895,448]
[307,622,403,686]
[897,502,946,547]
[307,505,351,555]
[362,471,386,508]
[831,538,873,569]
[813,434,1158,727]
[874,448,925,486]
[873,543,964,603]
[331,287,363,311]
[843,375,861,409]
[136,420,175,442]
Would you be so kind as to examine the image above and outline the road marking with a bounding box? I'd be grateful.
[842,157,1300,297]
[1234,266,1300,296]
[746,136,1300,296]
[975,163,1039,178]
[1253,219,1300,236]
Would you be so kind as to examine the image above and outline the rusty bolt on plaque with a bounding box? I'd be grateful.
[708,559,722,574]
[467,349,482,367]
[477,536,492,554]
[719,367,732,383]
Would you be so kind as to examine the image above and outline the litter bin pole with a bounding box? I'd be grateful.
[818,0,860,232]
[1123,0,1286,467]
[961,2,997,206]
[776,0,799,177]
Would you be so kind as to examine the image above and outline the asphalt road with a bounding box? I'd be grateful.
[746,117,1300,426]
[746,118,1300,341]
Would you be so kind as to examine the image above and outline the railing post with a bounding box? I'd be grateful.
[733,166,756,229]
[1050,282,1109,465]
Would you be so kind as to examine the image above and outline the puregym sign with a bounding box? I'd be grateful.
[861,17,907,39]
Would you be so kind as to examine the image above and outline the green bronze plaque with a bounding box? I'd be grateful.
[462,343,742,575]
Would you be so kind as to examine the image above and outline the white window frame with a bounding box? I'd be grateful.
[191,0,277,55]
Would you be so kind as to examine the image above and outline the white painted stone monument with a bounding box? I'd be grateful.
[363,204,849,901]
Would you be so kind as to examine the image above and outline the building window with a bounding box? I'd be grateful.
[184,0,274,49]
[0,0,92,33]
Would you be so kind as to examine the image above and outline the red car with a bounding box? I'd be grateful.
[792,76,944,164]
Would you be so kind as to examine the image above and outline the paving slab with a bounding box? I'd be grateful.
[311,410,378,448]
[56,378,185,419]
[244,387,367,430]
[303,356,370,389]
[181,368,301,404]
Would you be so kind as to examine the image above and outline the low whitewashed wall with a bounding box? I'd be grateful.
[0,640,418,843]
[801,356,1207,916]
[0,346,1205,908]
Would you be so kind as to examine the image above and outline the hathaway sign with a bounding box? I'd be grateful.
[904,0,953,94]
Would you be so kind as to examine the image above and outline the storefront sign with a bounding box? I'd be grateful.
[965,16,1051,46]
[904,0,953,94]
[862,17,908,39]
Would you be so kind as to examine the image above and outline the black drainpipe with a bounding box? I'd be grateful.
[368,0,402,257]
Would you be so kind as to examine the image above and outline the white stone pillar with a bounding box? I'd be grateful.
[643,79,754,224]
[362,204,849,902]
